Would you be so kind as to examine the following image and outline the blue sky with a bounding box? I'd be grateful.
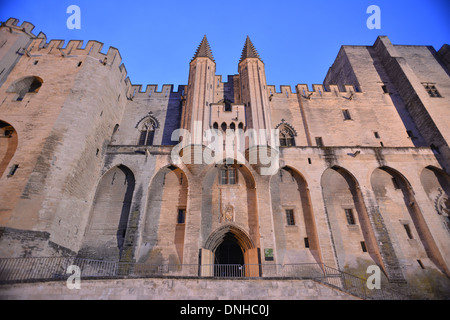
[1,0,449,91]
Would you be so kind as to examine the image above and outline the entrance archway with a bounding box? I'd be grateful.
[215,232,244,265]
[200,224,260,277]
[214,232,245,277]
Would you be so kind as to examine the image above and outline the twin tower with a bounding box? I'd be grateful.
[181,36,273,147]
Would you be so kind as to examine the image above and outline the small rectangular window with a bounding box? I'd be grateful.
[315,137,323,147]
[423,83,441,97]
[360,241,367,252]
[220,169,228,185]
[374,132,380,139]
[177,209,186,224]
[286,209,295,226]
[404,224,413,239]
[342,109,352,120]
[307,158,312,164]
[381,85,388,93]
[304,237,310,248]
[345,209,355,225]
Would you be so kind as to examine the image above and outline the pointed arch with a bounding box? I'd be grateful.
[136,114,159,146]
[204,224,254,252]
[275,121,297,147]
[270,165,322,264]
[372,165,450,276]
[321,165,386,275]
[139,164,189,265]
[80,164,136,260]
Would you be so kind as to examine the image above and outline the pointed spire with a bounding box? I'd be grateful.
[239,36,262,63]
[191,35,215,62]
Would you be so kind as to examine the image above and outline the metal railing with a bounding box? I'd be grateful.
[0,257,406,299]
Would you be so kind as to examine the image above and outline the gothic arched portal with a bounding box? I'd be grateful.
[201,224,259,277]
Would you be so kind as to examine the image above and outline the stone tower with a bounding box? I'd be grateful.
[181,35,216,145]
[238,36,272,136]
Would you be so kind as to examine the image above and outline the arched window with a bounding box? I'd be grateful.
[230,122,236,131]
[213,122,219,130]
[221,122,227,132]
[238,122,244,130]
[7,76,43,101]
[279,125,295,147]
[138,117,158,146]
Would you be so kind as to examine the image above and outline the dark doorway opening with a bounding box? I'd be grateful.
[214,232,244,277]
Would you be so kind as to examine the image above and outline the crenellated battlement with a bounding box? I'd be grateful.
[267,83,362,100]
[128,83,187,99]
[26,38,124,68]
[1,17,46,39]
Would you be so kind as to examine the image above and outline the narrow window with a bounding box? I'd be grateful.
[417,259,425,269]
[360,241,367,252]
[228,168,236,184]
[8,164,19,176]
[77,61,82,67]
[138,119,156,146]
[177,208,186,224]
[345,209,355,225]
[342,109,352,120]
[33,60,38,65]
[374,131,380,139]
[221,122,227,132]
[220,168,228,185]
[404,224,413,239]
[315,137,323,147]
[304,237,310,248]
[286,209,295,226]
[308,158,312,164]
[380,141,384,147]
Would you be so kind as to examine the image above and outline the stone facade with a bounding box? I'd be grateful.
[0,18,449,298]
[0,277,358,300]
